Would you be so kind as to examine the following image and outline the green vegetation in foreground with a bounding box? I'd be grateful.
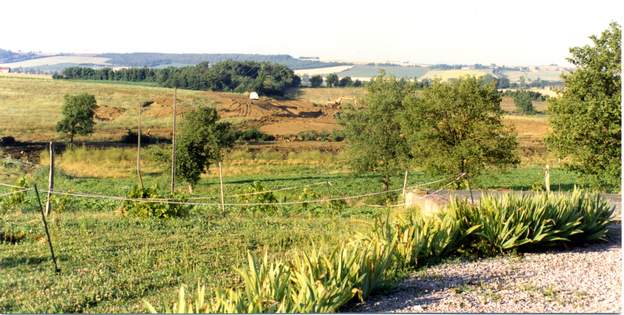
[149,189,614,313]
[0,211,372,313]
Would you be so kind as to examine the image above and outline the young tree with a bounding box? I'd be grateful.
[56,93,97,145]
[325,73,339,87]
[310,75,323,88]
[338,74,412,191]
[547,22,621,189]
[176,107,235,192]
[512,90,534,114]
[400,77,519,185]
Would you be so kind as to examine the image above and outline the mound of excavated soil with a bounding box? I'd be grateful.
[95,106,126,121]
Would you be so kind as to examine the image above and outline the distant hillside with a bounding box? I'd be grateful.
[99,53,344,69]
[0,49,345,72]
[0,48,41,63]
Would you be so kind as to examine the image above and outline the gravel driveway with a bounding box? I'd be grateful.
[351,225,621,313]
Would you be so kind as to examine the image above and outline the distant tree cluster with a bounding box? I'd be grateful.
[315,74,362,88]
[54,60,301,97]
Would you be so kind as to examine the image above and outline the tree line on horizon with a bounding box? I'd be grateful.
[53,60,301,97]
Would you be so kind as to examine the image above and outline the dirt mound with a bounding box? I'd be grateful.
[95,106,125,121]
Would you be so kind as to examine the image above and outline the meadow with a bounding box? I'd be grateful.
[0,74,597,313]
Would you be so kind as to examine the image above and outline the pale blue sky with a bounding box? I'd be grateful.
[2,0,621,66]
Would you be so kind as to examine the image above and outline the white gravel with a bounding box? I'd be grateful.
[352,225,621,313]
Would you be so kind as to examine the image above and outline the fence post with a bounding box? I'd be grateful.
[218,162,225,213]
[171,88,177,194]
[544,164,550,193]
[136,102,144,190]
[45,141,54,216]
[34,184,60,273]
[402,170,408,204]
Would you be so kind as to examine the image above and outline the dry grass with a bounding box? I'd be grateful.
[419,69,492,81]
[296,87,366,105]
[0,76,227,142]
[500,96,548,113]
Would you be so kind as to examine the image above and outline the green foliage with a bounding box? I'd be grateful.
[122,185,190,218]
[58,61,301,97]
[55,93,97,144]
[512,90,535,113]
[401,76,519,182]
[236,128,275,142]
[150,189,613,313]
[547,22,621,190]
[453,189,614,255]
[325,73,339,87]
[0,177,28,213]
[176,107,234,190]
[309,75,323,88]
[339,74,412,190]
[237,182,278,214]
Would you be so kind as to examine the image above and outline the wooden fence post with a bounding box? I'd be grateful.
[545,164,550,193]
[45,141,54,216]
[34,184,60,273]
[402,170,408,205]
[171,88,177,194]
[219,162,225,213]
[136,102,144,190]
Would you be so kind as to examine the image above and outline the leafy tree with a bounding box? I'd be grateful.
[547,22,621,189]
[325,73,339,87]
[400,77,519,185]
[512,90,534,113]
[338,74,412,191]
[310,75,323,87]
[56,93,97,145]
[353,79,363,87]
[338,76,353,87]
[176,107,235,192]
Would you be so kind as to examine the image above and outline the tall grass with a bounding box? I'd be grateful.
[148,189,614,313]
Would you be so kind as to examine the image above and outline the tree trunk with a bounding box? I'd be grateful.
[187,184,193,194]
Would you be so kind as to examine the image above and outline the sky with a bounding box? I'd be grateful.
[2,0,622,66]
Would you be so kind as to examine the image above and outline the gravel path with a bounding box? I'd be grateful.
[352,225,621,313]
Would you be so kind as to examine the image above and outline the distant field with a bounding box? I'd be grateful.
[293,65,354,76]
[296,87,366,104]
[502,68,568,83]
[420,69,493,80]
[0,55,110,68]
[337,65,429,79]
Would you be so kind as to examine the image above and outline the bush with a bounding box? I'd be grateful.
[121,185,190,218]
[120,129,161,144]
[236,129,275,142]
[0,136,16,146]
[0,177,29,213]
[237,182,278,214]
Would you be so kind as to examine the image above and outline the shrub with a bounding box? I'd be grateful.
[0,177,29,213]
[236,129,275,142]
[121,185,190,218]
[237,182,278,214]
[453,189,614,255]
[0,136,16,146]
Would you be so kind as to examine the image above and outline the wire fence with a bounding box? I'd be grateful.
[0,173,465,208]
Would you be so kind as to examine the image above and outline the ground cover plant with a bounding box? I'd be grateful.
[149,189,614,313]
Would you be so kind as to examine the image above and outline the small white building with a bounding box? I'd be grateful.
[249,92,259,100]
[0,67,10,73]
